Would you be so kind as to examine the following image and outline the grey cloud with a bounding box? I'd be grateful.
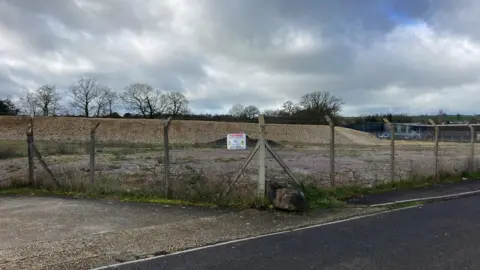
[0,0,479,116]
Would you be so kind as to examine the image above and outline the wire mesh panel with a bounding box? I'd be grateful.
[437,124,473,176]
[391,124,437,180]
[30,137,166,193]
[168,122,259,204]
[334,143,390,188]
[264,124,330,189]
[4,119,169,194]
[4,117,480,200]
[0,139,30,188]
[393,142,436,180]
[473,125,480,171]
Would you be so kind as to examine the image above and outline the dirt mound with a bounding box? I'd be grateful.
[0,116,381,146]
[335,127,380,145]
[208,135,281,148]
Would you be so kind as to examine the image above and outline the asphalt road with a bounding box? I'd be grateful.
[106,196,480,270]
[347,179,480,205]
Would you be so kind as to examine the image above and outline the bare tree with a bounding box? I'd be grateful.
[166,92,189,117]
[299,91,344,116]
[35,84,61,116]
[263,109,281,117]
[243,105,260,119]
[69,77,100,117]
[228,104,245,117]
[19,88,38,116]
[120,83,168,118]
[92,85,118,117]
[282,100,300,115]
[105,89,118,115]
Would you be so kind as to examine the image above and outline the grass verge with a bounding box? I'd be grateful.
[302,171,480,209]
[3,168,480,211]
[0,187,217,208]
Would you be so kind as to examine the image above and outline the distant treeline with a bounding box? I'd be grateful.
[60,112,342,125]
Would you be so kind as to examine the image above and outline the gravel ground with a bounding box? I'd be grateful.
[1,144,477,189]
[0,195,386,270]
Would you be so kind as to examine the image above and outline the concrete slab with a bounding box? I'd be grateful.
[0,196,230,249]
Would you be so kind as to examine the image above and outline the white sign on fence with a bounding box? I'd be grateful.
[227,133,247,150]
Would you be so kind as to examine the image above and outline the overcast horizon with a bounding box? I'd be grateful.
[1,0,480,116]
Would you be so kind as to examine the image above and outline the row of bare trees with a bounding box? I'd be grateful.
[229,91,344,121]
[18,77,189,118]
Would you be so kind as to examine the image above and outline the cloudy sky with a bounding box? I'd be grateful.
[1,0,480,116]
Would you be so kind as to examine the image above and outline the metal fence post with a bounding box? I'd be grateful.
[428,119,439,181]
[258,114,266,198]
[383,118,395,183]
[324,115,335,187]
[164,117,172,198]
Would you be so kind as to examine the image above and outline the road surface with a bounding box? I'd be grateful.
[107,195,480,270]
[347,178,480,205]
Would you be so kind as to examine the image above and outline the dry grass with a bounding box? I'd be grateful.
[6,161,258,206]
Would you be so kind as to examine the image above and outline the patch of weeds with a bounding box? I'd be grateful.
[180,156,196,163]
[300,170,480,210]
[39,141,82,156]
[336,148,362,157]
[301,185,349,209]
[177,165,224,202]
[461,170,480,179]
[214,157,241,163]
[110,152,128,161]
[104,163,122,170]
[0,144,24,159]
[1,172,217,208]
[107,148,137,156]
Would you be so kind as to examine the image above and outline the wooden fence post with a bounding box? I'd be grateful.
[428,119,439,181]
[164,117,172,198]
[324,115,335,187]
[26,122,35,186]
[383,118,395,183]
[258,114,266,198]
[90,122,100,184]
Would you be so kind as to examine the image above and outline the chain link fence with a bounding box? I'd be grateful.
[2,115,480,202]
